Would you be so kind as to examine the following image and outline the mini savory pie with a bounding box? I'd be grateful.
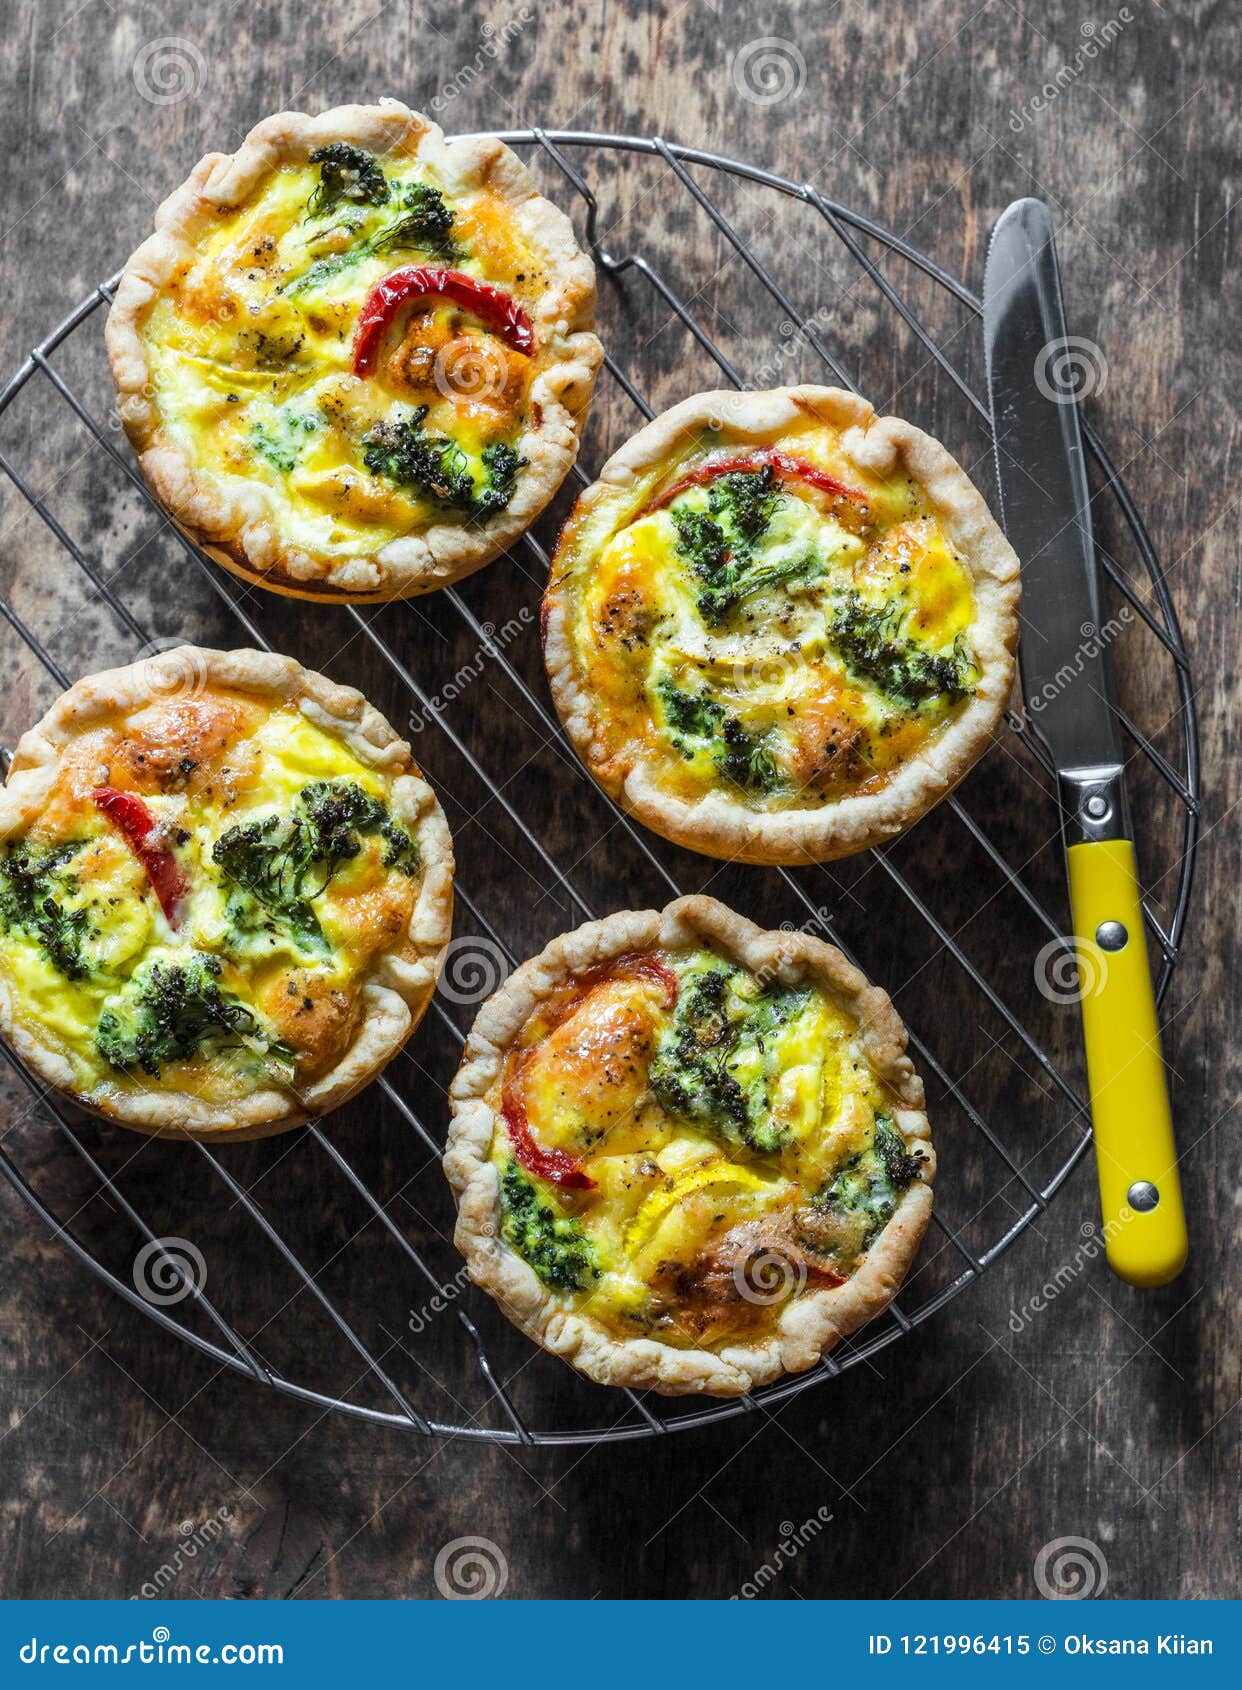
[445,896,933,1396]
[106,101,603,601]
[0,648,453,1139]
[543,386,1020,864]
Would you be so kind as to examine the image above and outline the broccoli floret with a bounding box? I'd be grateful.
[287,183,459,296]
[813,1115,925,1250]
[476,442,524,516]
[500,1160,600,1292]
[670,506,729,589]
[649,969,749,1137]
[362,409,525,520]
[719,715,783,794]
[718,467,782,548]
[669,467,811,625]
[94,952,294,1082]
[649,964,811,1154]
[697,547,822,627]
[0,841,90,980]
[655,677,783,795]
[306,143,389,217]
[657,677,724,741]
[874,1115,925,1188]
[212,780,417,953]
[370,182,457,259]
[830,593,975,708]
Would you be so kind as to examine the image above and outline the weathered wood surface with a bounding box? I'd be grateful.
[0,0,1237,1600]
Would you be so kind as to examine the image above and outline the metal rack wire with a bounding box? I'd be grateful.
[0,132,1199,1444]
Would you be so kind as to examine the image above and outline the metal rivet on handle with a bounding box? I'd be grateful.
[1096,920,1129,951]
[1085,794,1110,820]
[1127,1181,1160,1213]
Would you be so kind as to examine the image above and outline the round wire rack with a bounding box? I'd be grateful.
[0,131,1199,1445]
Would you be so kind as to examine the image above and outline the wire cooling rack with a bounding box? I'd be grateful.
[0,132,1199,1445]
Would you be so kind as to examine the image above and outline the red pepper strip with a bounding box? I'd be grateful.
[502,1075,596,1191]
[352,265,535,377]
[500,953,679,1190]
[91,787,187,928]
[640,448,867,517]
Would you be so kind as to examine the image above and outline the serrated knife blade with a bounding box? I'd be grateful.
[983,196,1124,785]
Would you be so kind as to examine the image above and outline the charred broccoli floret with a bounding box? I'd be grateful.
[500,1161,600,1292]
[306,143,390,217]
[94,952,294,1081]
[649,964,811,1154]
[370,181,457,259]
[830,593,975,708]
[363,409,524,520]
[813,1115,925,1250]
[0,841,90,980]
[212,780,417,953]
[670,467,815,624]
[288,182,460,295]
[655,678,783,795]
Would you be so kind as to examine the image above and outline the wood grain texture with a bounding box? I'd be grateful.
[0,0,1237,1601]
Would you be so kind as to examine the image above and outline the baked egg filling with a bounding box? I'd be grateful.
[139,144,548,558]
[0,691,425,1107]
[488,948,927,1347]
[557,420,981,808]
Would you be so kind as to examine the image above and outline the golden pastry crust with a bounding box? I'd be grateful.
[543,386,1020,865]
[0,647,454,1140]
[106,101,603,602]
[445,895,934,1397]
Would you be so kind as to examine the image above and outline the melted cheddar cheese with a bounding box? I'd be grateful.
[0,690,426,1108]
[490,950,926,1347]
[553,418,980,809]
[140,146,550,562]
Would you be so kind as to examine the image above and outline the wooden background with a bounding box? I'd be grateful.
[0,0,1237,1600]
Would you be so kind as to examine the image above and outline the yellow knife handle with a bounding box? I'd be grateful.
[1065,837,1187,1286]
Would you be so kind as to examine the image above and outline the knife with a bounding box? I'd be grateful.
[983,198,1187,1287]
